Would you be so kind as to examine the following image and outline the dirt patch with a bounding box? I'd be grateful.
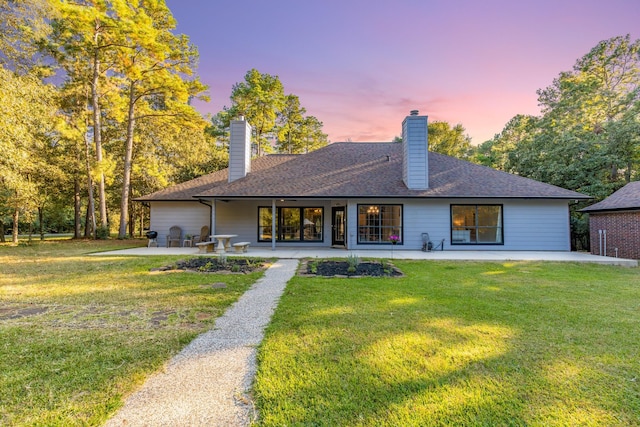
[0,305,49,320]
[301,259,403,278]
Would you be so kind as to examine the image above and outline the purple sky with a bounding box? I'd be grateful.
[165,0,639,144]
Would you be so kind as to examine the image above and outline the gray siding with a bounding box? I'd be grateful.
[148,198,572,251]
[228,119,251,182]
[501,199,571,250]
[402,114,429,190]
[149,201,210,246]
[346,198,571,251]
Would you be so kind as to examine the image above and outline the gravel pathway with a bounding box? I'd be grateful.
[105,259,299,427]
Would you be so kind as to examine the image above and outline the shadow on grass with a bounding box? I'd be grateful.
[255,261,640,426]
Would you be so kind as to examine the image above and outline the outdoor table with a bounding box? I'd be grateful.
[210,234,238,253]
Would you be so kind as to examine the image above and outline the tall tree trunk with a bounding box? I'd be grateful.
[12,207,19,244]
[128,198,135,238]
[74,176,82,239]
[92,21,107,228]
[118,82,136,239]
[0,221,5,243]
[84,201,90,238]
[139,206,144,237]
[84,120,97,239]
[38,206,44,241]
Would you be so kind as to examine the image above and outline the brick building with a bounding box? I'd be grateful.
[581,181,640,259]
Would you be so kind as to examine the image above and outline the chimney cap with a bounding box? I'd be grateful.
[410,110,419,116]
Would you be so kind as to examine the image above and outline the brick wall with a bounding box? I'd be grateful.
[588,211,640,259]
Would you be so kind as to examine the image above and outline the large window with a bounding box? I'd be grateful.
[357,204,403,244]
[258,207,323,242]
[451,205,503,245]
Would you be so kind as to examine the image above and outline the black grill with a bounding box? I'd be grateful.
[145,231,158,239]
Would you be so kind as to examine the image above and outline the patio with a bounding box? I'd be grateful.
[97,246,638,266]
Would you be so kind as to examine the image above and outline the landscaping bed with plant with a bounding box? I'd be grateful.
[154,256,268,274]
[303,255,403,277]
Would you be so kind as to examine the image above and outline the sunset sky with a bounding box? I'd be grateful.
[165,0,639,144]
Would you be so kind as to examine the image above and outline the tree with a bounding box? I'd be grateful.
[206,110,232,147]
[479,35,640,197]
[276,94,328,154]
[276,94,306,154]
[299,116,328,153]
[47,0,123,235]
[0,67,57,244]
[228,69,285,156]
[474,115,538,171]
[0,0,53,74]
[213,71,328,156]
[427,121,472,159]
[113,0,208,239]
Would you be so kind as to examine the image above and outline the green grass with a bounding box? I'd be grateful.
[0,239,265,426]
[254,261,640,426]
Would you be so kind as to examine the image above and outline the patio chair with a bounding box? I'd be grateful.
[166,225,182,247]
[192,225,210,244]
[421,232,444,252]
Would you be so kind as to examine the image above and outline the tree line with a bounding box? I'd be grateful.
[0,0,328,243]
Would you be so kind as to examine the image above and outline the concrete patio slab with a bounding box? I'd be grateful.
[95,246,637,267]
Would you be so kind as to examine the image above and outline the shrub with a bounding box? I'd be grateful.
[96,225,110,240]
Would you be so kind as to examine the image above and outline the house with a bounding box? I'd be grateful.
[580,181,640,259]
[137,111,590,251]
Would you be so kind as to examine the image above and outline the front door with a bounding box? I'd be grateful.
[332,206,346,247]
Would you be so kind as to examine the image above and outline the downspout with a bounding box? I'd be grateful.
[344,204,349,250]
[198,199,214,235]
[271,199,276,251]
[140,202,150,235]
[598,229,603,256]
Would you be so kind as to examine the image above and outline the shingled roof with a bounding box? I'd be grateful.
[580,181,640,213]
[137,143,590,201]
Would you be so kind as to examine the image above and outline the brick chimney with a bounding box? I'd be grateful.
[228,117,252,182]
[402,110,429,190]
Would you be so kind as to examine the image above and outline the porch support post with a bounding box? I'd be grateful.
[211,199,216,235]
[271,199,276,251]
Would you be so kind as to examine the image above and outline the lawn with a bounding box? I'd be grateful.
[254,261,640,426]
[0,239,265,426]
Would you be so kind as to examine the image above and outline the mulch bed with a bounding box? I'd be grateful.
[152,257,268,274]
[301,259,403,277]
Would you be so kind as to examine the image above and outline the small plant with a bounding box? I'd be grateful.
[347,253,360,274]
[217,253,228,266]
[388,234,400,244]
[231,264,240,273]
[198,261,214,272]
[309,258,319,274]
